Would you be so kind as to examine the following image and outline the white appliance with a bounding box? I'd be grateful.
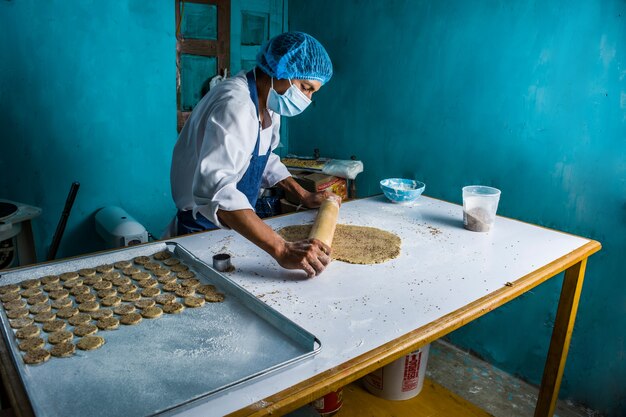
[95,206,148,248]
[0,200,42,269]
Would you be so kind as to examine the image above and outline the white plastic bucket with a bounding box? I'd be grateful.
[362,344,430,400]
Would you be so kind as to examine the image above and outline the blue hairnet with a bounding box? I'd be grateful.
[257,32,333,85]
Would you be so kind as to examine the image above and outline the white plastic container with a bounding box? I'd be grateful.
[362,344,430,400]
[462,185,501,232]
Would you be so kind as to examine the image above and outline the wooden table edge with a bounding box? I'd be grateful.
[227,240,601,417]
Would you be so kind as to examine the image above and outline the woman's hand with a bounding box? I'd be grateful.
[274,238,332,277]
[300,190,342,209]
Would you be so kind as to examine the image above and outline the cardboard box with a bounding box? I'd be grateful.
[285,172,348,204]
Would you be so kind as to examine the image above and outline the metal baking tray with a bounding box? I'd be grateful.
[0,241,321,417]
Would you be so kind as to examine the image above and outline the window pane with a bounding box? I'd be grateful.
[181,3,217,40]
[180,54,217,111]
[241,11,269,46]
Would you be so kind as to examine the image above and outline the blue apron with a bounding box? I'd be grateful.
[177,71,272,235]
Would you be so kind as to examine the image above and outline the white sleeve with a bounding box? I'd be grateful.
[261,116,291,188]
[193,100,257,228]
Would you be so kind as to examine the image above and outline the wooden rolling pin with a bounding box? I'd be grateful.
[308,195,341,247]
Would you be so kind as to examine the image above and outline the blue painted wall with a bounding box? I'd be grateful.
[289,0,626,415]
[0,1,176,260]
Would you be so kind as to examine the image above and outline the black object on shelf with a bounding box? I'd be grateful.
[47,182,80,261]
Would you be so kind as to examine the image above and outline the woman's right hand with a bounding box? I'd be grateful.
[275,239,332,278]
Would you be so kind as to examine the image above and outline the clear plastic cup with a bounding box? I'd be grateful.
[462,186,501,232]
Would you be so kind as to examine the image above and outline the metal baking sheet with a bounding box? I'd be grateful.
[0,242,321,417]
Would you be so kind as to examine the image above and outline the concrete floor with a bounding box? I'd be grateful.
[426,339,603,417]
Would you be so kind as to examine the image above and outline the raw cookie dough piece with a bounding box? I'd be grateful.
[43,283,63,292]
[143,262,161,271]
[23,348,51,365]
[112,277,131,287]
[181,278,200,288]
[75,293,97,304]
[70,286,91,296]
[7,308,29,320]
[155,294,176,305]
[205,292,225,303]
[21,279,41,289]
[131,272,151,281]
[78,301,100,312]
[163,283,181,292]
[48,330,73,345]
[133,256,150,265]
[196,284,217,295]
[48,289,70,300]
[34,312,56,323]
[101,296,122,307]
[52,298,73,309]
[102,271,121,281]
[4,299,27,310]
[90,309,114,320]
[57,307,78,319]
[63,280,84,289]
[18,337,45,351]
[134,299,155,309]
[41,275,60,285]
[10,317,34,329]
[141,306,163,319]
[21,288,43,298]
[68,313,92,326]
[114,260,132,269]
[177,271,196,279]
[28,294,49,305]
[93,281,112,291]
[83,276,103,285]
[138,279,158,289]
[141,287,160,298]
[117,284,137,294]
[77,335,105,351]
[152,268,171,278]
[122,293,141,302]
[1,293,22,303]
[183,297,205,308]
[120,312,142,325]
[16,324,40,339]
[278,224,402,265]
[96,264,114,273]
[96,317,119,330]
[157,275,176,284]
[78,268,96,277]
[175,287,195,298]
[50,341,75,358]
[122,267,141,276]
[163,258,180,266]
[170,264,189,273]
[97,288,117,299]
[162,302,184,314]
[113,304,136,315]
[73,324,98,337]
[30,303,52,315]
[60,272,79,282]
[153,250,172,261]
[0,284,20,294]
[43,320,67,333]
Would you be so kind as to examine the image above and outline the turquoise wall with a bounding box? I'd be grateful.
[0,1,176,260]
[289,0,626,415]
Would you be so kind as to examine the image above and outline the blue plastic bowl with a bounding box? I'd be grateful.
[380,178,426,203]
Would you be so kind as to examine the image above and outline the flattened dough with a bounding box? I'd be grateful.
[278,224,401,265]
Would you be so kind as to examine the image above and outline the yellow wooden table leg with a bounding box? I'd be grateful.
[534,259,588,417]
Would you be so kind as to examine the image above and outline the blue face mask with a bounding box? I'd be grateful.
[267,78,312,117]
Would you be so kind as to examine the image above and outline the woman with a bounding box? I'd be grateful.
[170,32,336,278]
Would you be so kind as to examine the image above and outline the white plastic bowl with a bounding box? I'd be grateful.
[380,178,426,203]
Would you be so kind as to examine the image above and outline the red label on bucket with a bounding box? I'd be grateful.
[402,352,422,391]
[312,388,343,416]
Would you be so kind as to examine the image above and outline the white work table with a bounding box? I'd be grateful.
[167,195,600,417]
